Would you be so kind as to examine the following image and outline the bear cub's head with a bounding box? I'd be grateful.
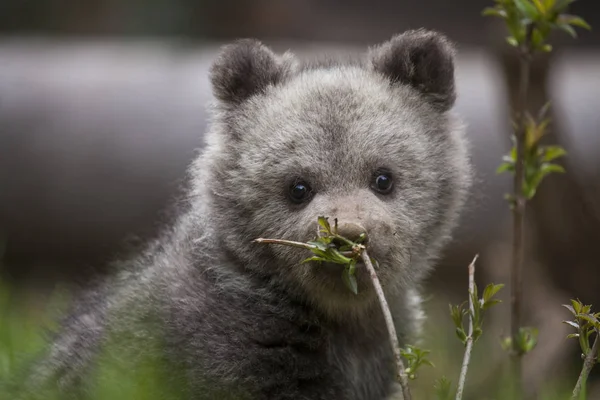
[201,29,472,317]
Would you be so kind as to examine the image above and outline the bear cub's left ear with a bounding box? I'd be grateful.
[368,29,457,112]
[210,39,298,106]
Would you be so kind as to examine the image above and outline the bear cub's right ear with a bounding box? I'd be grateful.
[210,39,298,106]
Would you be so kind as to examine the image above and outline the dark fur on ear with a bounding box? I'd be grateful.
[209,39,297,105]
[368,29,457,112]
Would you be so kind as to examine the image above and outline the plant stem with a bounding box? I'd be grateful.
[361,251,412,400]
[253,238,356,258]
[253,238,318,250]
[571,331,599,400]
[510,23,534,389]
[455,255,479,400]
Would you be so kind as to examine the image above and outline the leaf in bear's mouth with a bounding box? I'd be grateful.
[253,215,371,295]
[342,267,358,295]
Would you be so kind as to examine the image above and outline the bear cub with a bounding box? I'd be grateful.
[24,29,472,400]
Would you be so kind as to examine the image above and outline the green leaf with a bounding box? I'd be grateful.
[342,269,358,295]
[500,336,513,351]
[554,0,574,12]
[338,244,352,252]
[482,299,503,310]
[587,329,595,339]
[422,359,435,367]
[434,376,453,400]
[497,163,515,174]
[506,36,519,47]
[541,163,566,175]
[571,299,583,314]
[557,22,578,37]
[482,283,505,303]
[581,304,592,314]
[567,333,580,339]
[523,182,537,200]
[452,306,465,329]
[317,216,331,234]
[307,240,329,252]
[472,327,483,343]
[563,303,576,315]
[532,0,546,13]
[563,320,579,329]
[331,249,354,264]
[559,14,592,30]
[455,327,467,344]
[348,259,357,276]
[543,146,567,162]
[578,314,600,327]
[301,256,324,264]
[516,327,539,354]
[449,304,464,328]
[514,0,540,19]
[482,7,508,18]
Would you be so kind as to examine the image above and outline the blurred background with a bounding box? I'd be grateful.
[1,0,600,398]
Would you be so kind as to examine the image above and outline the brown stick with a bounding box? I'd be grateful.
[571,332,599,400]
[361,251,412,400]
[455,255,479,400]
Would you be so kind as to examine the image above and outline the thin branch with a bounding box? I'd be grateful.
[361,250,412,400]
[510,23,534,385]
[455,255,479,400]
[253,238,318,250]
[571,331,599,400]
[253,238,355,258]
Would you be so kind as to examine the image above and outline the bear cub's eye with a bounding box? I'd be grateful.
[371,170,394,194]
[288,180,313,204]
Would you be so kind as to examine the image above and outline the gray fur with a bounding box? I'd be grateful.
[21,29,472,400]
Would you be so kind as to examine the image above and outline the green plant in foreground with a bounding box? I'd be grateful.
[451,283,505,347]
[434,376,454,400]
[449,256,504,400]
[401,345,434,380]
[563,300,600,400]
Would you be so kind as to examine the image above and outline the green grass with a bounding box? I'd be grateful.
[0,276,587,400]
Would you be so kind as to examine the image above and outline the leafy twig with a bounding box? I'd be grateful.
[484,1,591,392]
[361,251,412,400]
[571,333,599,400]
[450,256,503,400]
[563,299,600,399]
[253,238,356,259]
[254,216,412,399]
[253,238,320,250]
[508,22,533,387]
[455,255,478,400]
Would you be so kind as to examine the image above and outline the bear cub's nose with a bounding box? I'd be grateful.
[335,222,368,244]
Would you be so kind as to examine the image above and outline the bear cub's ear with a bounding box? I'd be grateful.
[210,39,298,105]
[368,29,457,112]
